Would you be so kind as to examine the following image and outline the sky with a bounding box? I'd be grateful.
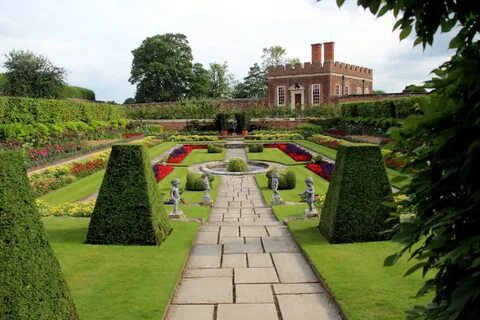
[0,0,455,103]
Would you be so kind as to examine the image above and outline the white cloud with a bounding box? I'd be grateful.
[0,0,454,102]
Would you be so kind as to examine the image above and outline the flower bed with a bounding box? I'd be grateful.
[308,135,342,150]
[152,163,174,182]
[306,162,335,181]
[264,143,312,162]
[123,132,144,139]
[384,154,407,170]
[167,144,207,164]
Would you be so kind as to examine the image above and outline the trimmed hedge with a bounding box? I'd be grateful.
[248,144,264,153]
[186,172,214,191]
[0,96,126,125]
[0,150,79,319]
[59,85,96,101]
[266,169,296,190]
[319,145,395,243]
[340,97,426,119]
[86,144,171,245]
[207,144,223,153]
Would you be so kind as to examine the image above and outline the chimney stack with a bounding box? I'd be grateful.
[323,42,335,61]
[311,43,322,64]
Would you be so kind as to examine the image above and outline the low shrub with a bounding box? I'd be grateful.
[297,123,323,137]
[185,172,215,191]
[266,169,296,190]
[248,144,264,153]
[86,144,171,245]
[59,85,96,101]
[207,144,223,153]
[36,199,95,217]
[167,134,219,142]
[319,145,395,243]
[247,133,303,141]
[227,158,248,172]
[0,150,79,319]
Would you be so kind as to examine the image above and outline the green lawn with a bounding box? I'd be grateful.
[179,149,225,166]
[287,219,431,320]
[247,148,307,165]
[272,204,308,221]
[295,139,412,190]
[255,166,329,203]
[40,142,177,205]
[43,217,199,320]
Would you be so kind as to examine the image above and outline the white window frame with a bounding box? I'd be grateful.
[344,84,350,95]
[335,84,341,96]
[356,87,362,94]
[311,84,320,104]
[276,86,286,106]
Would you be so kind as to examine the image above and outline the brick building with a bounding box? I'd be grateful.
[267,42,373,108]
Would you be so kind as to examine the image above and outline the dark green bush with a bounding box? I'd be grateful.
[186,172,214,191]
[297,123,323,137]
[319,145,395,243]
[59,85,96,101]
[0,150,79,319]
[207,144,223,153]
[266,169,296,190]
[227,158,248,172]
[86,144,171,245]
[235,112,250,132]
[0,96,126,125]
[248,144,264,153]
[340,97,427,120]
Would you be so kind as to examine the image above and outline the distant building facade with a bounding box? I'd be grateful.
[267,42,373,108]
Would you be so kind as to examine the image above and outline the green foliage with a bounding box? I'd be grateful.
[248,144,264,153]
[402,84,426,93]
[266,169,296,190]
[59,85,96,100]
[319,145,394,243]
[0,96,126,125]
[0,73,6,94]
[297,123,323,137]
[262,46,287,69]
[3,50,66,98]
[227,157,248,172]
[129,33,193,102]
[0,150,79,319]
[215,113,228,130]
[207,144,222,153]
[185,171,214,191]
[247,132,303,141]
[208,62,233,99]
[123,97,136,104]
[125,98,220,120]
[235,112,250,131]
[188,63,211,99]
[86,144,171,245]
[232,63,267,98]
[341,97,425,119]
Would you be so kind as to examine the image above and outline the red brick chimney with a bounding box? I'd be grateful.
[311,43,322,64]
[324,42,335,61]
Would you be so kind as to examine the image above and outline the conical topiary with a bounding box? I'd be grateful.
[0,150,79,319]
[319,145,395,243]
[86,144,171,245]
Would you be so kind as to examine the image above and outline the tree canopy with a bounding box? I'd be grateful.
[208,62,233,99]
[261,46,287,69]
[402,84,427,94]
[232,63,267,98]
[188,63,211,98]
[3,50,66,98]
[129,33,193,103]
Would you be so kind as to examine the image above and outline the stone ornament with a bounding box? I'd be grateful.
[300,176,318,217]
[170,178,183,218]
[270,172,284,205]
[202,173,212,206]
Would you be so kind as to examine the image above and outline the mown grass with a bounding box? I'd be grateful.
[178,149,225,166]
[287,219,432,320]
[247,148,307,165]
[43,217,199,320]
[40,142,177,205]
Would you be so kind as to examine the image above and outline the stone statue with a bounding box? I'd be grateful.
[299,176,318,217]
[169,178,183,218]
[202,173,212,206]
[270,172,284,205]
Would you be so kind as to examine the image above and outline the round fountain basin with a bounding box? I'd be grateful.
[200,160,272,176]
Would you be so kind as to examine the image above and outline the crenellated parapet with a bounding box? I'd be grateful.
[268,60,372,79]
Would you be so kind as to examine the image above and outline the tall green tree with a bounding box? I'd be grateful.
[188,63,211,98]
[333,1,480,319]
[261,46,287,69]
[129,33,193,103]
[232,63,267,98]
[287,57,301,65]
[403,84,427,93]
[208,62,233,99]
[3,50,66,98]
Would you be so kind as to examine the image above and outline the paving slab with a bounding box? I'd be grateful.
[241,226,268,237]
[173,277,233,304]
[277,294,342,320]
[217,303,278,320]
[272,253,317,283]
[222,254,247,268]
[235,284,274,303]
[224,242,263,254]
[262,236,300,253]
[220,226,239,237]
[274,283,324,294]
[184,268,233,278]
[195,232,218,244]
[166,304,214,320]
[234,267,279,284]
[186,245,222,269]
[248,253,273,268]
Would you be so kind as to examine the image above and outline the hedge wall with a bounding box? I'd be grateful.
[86,144,171,245]
[0,96,126,124]
[340,96,427,119]
[318,145,395,243]
[59,85,96,101]
[0,150,79,319]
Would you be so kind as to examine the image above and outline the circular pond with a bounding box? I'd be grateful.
[199,160,273,176]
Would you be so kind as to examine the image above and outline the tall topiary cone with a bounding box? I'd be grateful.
[319,145,395,243]
[0,150,79,319]
[86,144,171,245]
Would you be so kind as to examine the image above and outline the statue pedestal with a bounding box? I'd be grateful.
[202,194,212,206]
[271,195,284,205]
[169,211,184,219]
[304,209,319,218]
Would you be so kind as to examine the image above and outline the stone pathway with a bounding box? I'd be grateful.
[165,149,342,320]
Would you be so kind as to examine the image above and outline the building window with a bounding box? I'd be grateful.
[356,87,362,94]
[277,86,285,106]
[365,87,370,94]
[335,84,341,96]
[344,84,349,95]
[312,84,320,104]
